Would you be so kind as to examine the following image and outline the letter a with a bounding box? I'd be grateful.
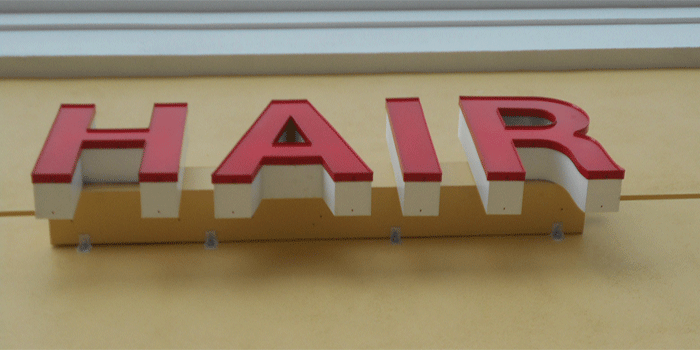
[212,100,373,218]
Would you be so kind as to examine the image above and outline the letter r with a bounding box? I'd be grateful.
[458,96,624,214]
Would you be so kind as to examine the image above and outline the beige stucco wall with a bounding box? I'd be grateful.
[1,70,699,348]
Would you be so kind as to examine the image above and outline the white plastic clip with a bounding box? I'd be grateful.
[390,226,402,245]
[551,222,564,242]
[77,234,92,253]
[204,230,219,250]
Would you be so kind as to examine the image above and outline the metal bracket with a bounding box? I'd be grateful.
[204,230,219,250]
[551,222,564,242]
[77,234,92,253]
[390,226,402,245]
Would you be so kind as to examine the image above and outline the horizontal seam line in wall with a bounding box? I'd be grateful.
[0,211,35,217]
[620,194,700,201]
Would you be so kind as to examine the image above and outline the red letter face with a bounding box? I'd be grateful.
[32,104,187,183]
[32,104,187,219]
[459,97,624,214]
[212,100,372,218]
[386,98,442,216]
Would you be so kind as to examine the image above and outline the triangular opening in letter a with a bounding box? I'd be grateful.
[274,117,310,145]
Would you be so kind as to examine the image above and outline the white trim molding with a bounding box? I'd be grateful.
[2,1,700,77]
